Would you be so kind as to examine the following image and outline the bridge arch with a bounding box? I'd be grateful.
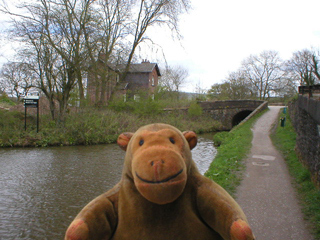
[232,110,252,127]
[198,100,267,130]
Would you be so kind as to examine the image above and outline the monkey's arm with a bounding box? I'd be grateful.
[196,178,254,240]
[65,183,120,240]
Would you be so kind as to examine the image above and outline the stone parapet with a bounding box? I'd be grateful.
[198,100,264,110]
[289,91,320,187]
[298,84,320,100]
[298,95,320,125]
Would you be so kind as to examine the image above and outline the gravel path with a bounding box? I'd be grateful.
[236,106,314,240]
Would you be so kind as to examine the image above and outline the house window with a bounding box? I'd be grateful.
[152,76,155,86]
[134,94,140,101]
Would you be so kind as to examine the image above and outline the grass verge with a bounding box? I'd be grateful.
[205,109,268,196]
[271,110,320,239]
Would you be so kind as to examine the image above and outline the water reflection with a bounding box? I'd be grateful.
[0,134,216,239]
[193,134,217,175]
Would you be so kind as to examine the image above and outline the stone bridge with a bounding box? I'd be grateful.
[198,100,268,130]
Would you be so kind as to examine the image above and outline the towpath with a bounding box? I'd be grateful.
[236,106,314,240]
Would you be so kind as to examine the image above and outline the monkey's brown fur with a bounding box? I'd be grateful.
[65,123,254,240]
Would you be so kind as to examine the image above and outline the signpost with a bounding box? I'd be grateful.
[23,94,40,132]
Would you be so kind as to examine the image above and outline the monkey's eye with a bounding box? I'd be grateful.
[139,139,144,146]
[169,137,175,144]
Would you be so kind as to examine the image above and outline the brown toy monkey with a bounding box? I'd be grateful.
[65,123,254,240]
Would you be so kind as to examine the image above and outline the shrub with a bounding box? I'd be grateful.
[131,98,163,116]
[212,131,229,146]
[188,101,203,117]
[0,93,16,106]
[108,99,133,112]
[0,104,222,147]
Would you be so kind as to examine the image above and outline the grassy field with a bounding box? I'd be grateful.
[271,110,320,239]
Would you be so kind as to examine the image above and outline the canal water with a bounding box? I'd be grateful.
[0,134,216,239]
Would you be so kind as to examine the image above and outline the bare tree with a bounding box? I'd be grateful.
[159,65,189,95]
[1,0,97,120]
[225,70,255,99]
[1,0,190,118]
[26,35,61,120]
[0,62,35,101]
[194,80,207,100]
[285,49,315,86]
[310,49,320,84]
[207,83,225,100]
[84,0,132,105]
[207,71,254,100]
[241,50,284,100]
[122,0,190,81]
[84,0,191,104]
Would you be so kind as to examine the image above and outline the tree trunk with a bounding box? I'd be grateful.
[77,71,85,106]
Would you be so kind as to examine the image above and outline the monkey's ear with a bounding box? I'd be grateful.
[183,131,197,150]
[117,132,134,151]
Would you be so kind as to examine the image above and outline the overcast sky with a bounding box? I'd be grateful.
[1,0,320,93]
[150,0,320,92]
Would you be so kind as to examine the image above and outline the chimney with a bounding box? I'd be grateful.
[142,59,150,63]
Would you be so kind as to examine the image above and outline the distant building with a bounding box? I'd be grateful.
[87,59,161,105]
[87,55,119,106]
[116,60,161,101]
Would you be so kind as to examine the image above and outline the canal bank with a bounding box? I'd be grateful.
[0,106,222,147]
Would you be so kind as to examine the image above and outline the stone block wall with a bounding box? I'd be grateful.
[198,100,265,130]
[231,101,268,131]
[289,96,320,187]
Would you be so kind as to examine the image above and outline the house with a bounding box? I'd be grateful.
[87,59,161,105]
[116,59,161,101]
[87,55,119,106]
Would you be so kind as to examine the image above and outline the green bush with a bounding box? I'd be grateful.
[0,93,16,106]
[108,99,133,112]
[131,98,163,116]
[188,101,203,117]
[0,103,223,147]
[212,131,229,146]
